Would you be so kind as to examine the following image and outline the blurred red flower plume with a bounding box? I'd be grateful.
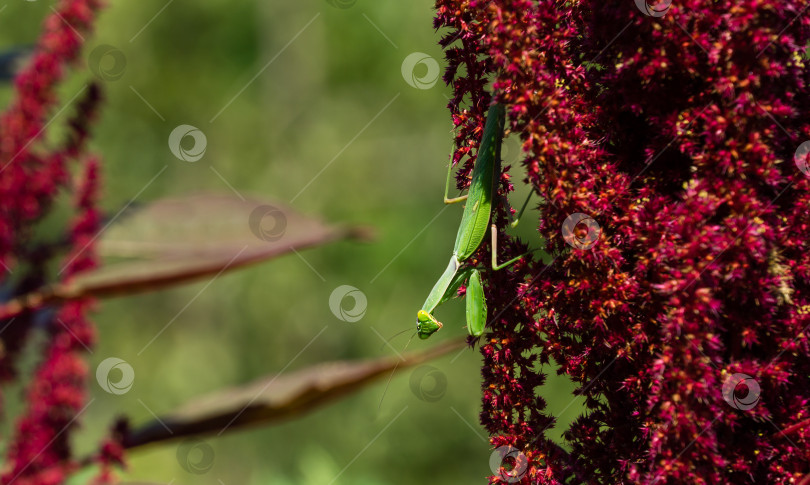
[0,0,108,483]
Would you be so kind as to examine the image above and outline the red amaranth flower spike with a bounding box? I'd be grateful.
[435,0,810,483]
[2,158,100,484]
[0,0,102,273]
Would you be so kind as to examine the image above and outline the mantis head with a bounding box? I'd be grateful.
[416,310,442,339]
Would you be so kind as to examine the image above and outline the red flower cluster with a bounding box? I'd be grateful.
[0,0,105,483]
[435,0,810,483]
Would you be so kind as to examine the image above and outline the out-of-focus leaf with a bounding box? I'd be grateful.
[123,338,466,449]
[1,194,371,316]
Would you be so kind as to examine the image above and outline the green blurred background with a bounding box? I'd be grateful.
[1,1,578,483]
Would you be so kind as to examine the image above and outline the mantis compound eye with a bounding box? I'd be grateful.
[416,310,442,339]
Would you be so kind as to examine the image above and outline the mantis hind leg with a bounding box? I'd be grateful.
[490,223,537,271]
[444,161,468,204]
[490,190,536,270]
[510,190,533,228]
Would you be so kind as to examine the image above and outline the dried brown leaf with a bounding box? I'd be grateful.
[1,194,371,316]
[123,339,465,449]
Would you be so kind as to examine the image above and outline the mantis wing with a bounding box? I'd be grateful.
[452,103,505,262]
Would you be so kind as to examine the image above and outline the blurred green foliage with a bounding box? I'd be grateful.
[0,1,579,483]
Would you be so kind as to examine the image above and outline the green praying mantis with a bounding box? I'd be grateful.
[416,102,533,339]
